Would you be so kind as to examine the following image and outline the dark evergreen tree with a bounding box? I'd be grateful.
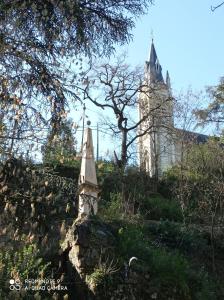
[42,119,77,165]
[0,0,152,134]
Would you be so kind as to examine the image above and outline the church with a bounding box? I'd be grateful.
[138,40,208,178]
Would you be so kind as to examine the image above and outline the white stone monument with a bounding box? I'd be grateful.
[78,123,99,217]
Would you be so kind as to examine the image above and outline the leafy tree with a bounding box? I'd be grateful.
[0,0,151,134]
[0,0,153,155]
[195,80,224,133]
[42,119,77,165]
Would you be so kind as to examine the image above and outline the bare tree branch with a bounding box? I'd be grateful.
[80,58,173,168]
[211,1,224,11]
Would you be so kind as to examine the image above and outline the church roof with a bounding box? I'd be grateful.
[176,128,209,144]
[149,40,157,65]
[147,40,164,84]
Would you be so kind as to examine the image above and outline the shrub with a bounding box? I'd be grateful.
[162,139,224,226]
[99,193,123,221]
[117,223,150,261]
[141,195,183,222]
[144,220,209,255]
[48,161,81,180]
[0,243,51,299]
[86,254,119,289]
[116,223,219,300]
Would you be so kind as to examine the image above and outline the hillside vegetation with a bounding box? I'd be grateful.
[0,139,224,299]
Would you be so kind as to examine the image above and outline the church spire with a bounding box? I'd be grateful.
[166,70,171,89]
[149,39,157,64]
[146,39,164,84]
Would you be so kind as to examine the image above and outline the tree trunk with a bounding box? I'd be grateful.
[120,128,129,214]
[121,128,128,168]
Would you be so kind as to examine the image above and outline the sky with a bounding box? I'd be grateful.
[122,0,224,93]
[72,0,224,160]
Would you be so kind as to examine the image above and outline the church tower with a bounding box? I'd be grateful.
[138,40,174,178]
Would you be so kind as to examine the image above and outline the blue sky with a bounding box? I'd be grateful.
[118,0,224,93]
[72,1,224,159]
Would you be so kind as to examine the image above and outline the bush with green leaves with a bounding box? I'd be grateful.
[141,194,183,222]
[86,254,119,290]
[116,222,220,300]
[0,243,51,299]
[97,161,122,203]
[99,162,158,217]
[99,193,123,221]
[144,220,209,255]
[117,223,149,260]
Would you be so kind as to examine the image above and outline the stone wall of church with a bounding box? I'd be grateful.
[138,82,175,177]
[158,130,175,176]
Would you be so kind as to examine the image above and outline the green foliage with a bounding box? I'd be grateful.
[97,160,116,176]
[42,119,77,166]
[149,249,219,300]
[117,224,150,260]
[184,139,223,180]
[116,222,219,300]
[99,193,123,221]
[165,139,224,181]
[97,161,122,203]
[149,249,190,296]
[86,268,106,287]
[98,162,182,222]
[0,243,51,298]
[51,161,81,180]
[122,168,156,201]
[99,162,157,218]
[145,221,209,255]
[86,255,119,289]
[141,195,183,222]
[196,80,224,132]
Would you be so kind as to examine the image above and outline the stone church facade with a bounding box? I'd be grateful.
[138,40,208,177]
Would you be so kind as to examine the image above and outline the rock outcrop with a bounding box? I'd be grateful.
[62,217,116,297]
[62,217,153,300]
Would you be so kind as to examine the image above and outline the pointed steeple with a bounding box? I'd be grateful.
[166,70,171,89]
[146,39,164,84]
[149,39,157,65]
